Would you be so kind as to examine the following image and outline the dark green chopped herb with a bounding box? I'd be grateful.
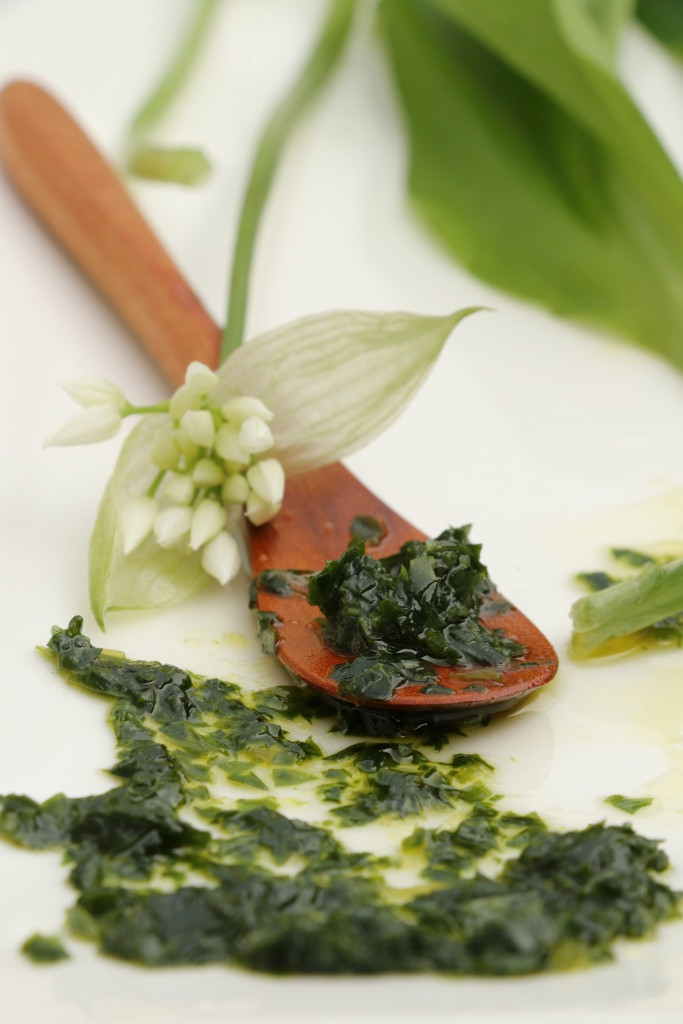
[254,569,310,597]
[308,526,525,700]
[253,610,281,656]
[332,651,436,700]
[480,599,512,616]
[2,618,679,976]
[605,795,654,816]
[406,803,502,880]
[349,514,387,546]
[420,681,455,695]
[611,548,657,568]
[458,668,504,682]
[271,767,317,787]
[252,684,332,725]
[577,571,617,593]
[21,934,69,963]
[451,753,493,771]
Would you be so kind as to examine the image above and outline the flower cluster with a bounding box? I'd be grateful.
[46,362,284,586]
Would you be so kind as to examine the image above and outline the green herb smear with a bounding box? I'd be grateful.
[307,526,525,700]
[1,618,679,974]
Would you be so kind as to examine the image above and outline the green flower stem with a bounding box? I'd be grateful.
[121,403,170,418]
[130,0,220,134]
[570,557,683,657]
[146,470,166,499]
[220,0,356,361]
[126,0,221,185]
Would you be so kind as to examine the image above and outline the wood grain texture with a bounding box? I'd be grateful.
[0,80,220,386]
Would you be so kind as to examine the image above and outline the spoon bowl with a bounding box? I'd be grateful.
[250,462,558,716]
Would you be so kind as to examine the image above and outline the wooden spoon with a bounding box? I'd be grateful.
[0,80,558,720]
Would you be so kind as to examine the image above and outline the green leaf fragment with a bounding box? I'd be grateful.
[126,146,211,186]
[605,794,654,815]
[571,556,683,656]
[21,934,69,963]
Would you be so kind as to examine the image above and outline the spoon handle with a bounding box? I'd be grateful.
[0,80,220,386]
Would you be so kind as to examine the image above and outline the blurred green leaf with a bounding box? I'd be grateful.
[379,0,683,370]
[637,0,683,57]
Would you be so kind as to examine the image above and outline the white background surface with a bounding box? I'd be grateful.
[1,1,683,1022]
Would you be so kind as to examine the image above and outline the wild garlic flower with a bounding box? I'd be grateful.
[47,361,285,587]
[84,307,476,626]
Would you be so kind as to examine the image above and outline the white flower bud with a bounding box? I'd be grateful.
[215,424,249,468]
[151,431,179,470]
[163,474,195,506]
[60,376,126,409]
[192,458,225,487]
[153,506,192,547]
[201,530,241,585]
[170,382,202,420]
[246,458,285,506]
[245,489,281,526]
[180,409,215,448]
[185,361,219,396]
[121,496,158,555]
[190,498,227,550]
[45,404,122,446]
[221,473,249,505]
[238,416,274,454]
[221,395,274,425]
[174,428,200,462]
